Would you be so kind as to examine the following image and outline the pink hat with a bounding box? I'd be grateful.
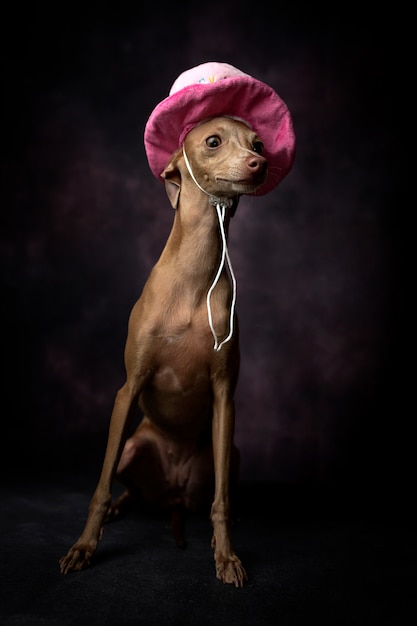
[144,61,296,196]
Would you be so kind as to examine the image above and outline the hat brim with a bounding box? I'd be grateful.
[144,76,296,196]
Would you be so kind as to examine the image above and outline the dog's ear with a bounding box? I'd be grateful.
[161,149,182,209]
[163,178,181,210]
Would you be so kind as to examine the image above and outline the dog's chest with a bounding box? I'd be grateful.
[139,359,213,432]
[158,291,232,345]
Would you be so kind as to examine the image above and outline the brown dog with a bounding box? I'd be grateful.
[59,116,268,587]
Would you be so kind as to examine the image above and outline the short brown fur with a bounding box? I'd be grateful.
[59,117,268,587]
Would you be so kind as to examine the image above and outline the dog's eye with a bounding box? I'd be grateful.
[252,141,264,155]
[206,136,221,148]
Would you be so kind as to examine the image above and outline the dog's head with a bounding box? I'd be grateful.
[145,62,295,196]
[161,116,268,211]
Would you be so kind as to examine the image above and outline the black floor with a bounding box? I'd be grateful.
[1,474,414,626]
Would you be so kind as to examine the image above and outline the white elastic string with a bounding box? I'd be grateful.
[183,147,237,352]
[207,202,237,351]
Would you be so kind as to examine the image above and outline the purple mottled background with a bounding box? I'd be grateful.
[1,5,408,494]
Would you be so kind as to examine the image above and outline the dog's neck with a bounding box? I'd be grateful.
[162,182,234,281]
[162,168,236,273]
[159,171,238,352]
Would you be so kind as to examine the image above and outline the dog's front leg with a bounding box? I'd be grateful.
[59,380,141,574]
[210,385,247,587]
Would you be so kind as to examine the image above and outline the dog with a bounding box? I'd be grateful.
[59,116,269,587]
[59,60,295,588]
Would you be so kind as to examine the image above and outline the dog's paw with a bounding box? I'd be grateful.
[59,543,96,574]
[215,555,248,588]
[104,492,134,524]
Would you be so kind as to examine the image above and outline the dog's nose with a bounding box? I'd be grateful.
[247,155,267,174]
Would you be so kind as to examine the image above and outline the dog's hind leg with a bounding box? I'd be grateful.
[104,490,135,522]
[170,500,187,548]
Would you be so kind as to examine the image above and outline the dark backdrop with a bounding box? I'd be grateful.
[1,5,408,500]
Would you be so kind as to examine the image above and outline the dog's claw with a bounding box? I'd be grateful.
[215,556,248,587]
[59,545,95,574]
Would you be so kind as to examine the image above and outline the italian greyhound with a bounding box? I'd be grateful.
[59,116,268,587]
